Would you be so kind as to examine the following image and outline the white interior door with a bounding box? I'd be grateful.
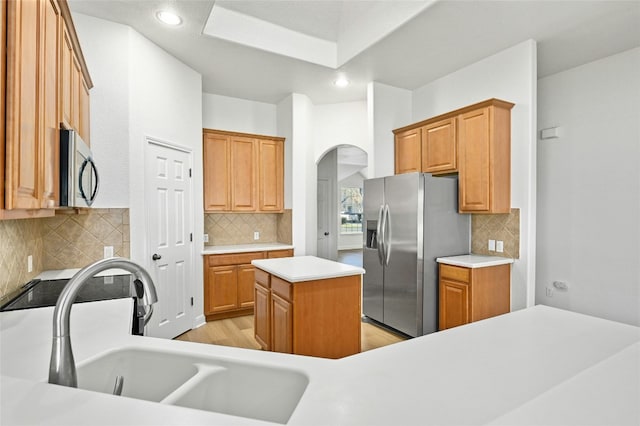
[144,138,193,339]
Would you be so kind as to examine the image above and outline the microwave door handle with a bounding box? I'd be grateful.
[88,158,100,205]
[78,157,99,206]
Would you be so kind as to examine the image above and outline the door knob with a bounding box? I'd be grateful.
[324,232,330,236]
[152,253,161,261]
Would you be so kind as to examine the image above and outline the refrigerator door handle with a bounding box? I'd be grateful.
[384,204,392,266]
[376,205,385,265]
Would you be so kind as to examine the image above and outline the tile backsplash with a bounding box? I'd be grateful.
[42,209,130,270]
[204,209,292,246]
[471,208,520,259]
[0,218,44,298]
[0,208,130,299]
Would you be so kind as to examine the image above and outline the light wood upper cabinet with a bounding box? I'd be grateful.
[421,117,457,174]
[393,99,514,214]
[458,103,512,213]
[258,139,284,212]
[2,0,91,219]
[230,136,257,211]
[0,0,5,211]
[394,127,421,174]
[203,129,285,213]
[5,0,41,210]
[203,133,230,211]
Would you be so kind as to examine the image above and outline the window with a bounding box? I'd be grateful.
[340,187,363,233]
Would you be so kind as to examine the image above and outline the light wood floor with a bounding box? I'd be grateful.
[175,315,407,354]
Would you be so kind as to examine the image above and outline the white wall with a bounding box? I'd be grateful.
[313,101,368,160]
[412,40,538,311]
[72,14,130,207]
[537,47,640,326]
[367,82,412,178]
[202,93,277,135]
[74,13,205,328]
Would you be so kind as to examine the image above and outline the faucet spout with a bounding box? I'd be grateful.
[48,257,158,388]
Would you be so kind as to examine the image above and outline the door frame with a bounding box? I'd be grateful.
[143,135,195,336]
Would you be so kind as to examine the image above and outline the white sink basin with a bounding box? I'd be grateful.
[76,347,309,424]
[76,347,200,402]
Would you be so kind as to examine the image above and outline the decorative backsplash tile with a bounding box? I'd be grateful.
[471,208,520,259]
[0,218,44,298]
[42,209,130,270]
[277,209,292,244]
[204,211,292,246]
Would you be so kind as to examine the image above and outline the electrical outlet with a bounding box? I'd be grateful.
[203,234,209,243]
[104,246,114,258]
[254,231,260,240]
[546,287,554,297]
[27,255,33,273]
[496,240,504,253]
[488,239,496,251]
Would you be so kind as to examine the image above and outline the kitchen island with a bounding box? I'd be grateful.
[252,256,365,358]
[1,299,638,425]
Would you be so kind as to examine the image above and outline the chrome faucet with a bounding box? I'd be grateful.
[48,257,158,388]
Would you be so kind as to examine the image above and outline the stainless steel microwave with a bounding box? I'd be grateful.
[60,129,99,207]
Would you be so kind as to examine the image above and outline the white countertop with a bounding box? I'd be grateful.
[1,302,638,425]
[202,243,294,255]
[437,254,515,268]
[252,255,365,282]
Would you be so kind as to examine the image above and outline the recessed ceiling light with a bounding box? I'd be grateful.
[156,10,182,26]
[334,77,350,88]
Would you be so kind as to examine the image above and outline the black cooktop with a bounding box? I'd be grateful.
[0,274,134,312]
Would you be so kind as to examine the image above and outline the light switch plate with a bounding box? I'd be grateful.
[488,239,496,251]
[496,240,504,253]
[104,246,114,258]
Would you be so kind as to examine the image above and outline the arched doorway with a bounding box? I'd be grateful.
[316,145,368,264]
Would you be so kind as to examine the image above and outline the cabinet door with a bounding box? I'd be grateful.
[205,266,238,314]
[5,0,41,209]
[237,264,255,308]
[271,293,293,354]
[79,76,90,144]
[458,107,491,212]
[254,282,271,350]
[41,0,60,207]
[439,279,470,330]
[394,128,421,174]
[422,117,456,174]
[71,54,81,133]
[258,139,284,212]
[230,136,257,211]
[203,133,230,211]
[0,0,5,210]
[59,23,73,129]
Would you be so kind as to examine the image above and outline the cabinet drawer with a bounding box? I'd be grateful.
[208,252,265,267]
[254,268,270,288]
[267,249,293,259]
[271,276,293,301]
[440,264,470,283]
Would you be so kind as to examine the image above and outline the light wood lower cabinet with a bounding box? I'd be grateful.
[204,249,293,321]
[438,263,511,330]
[254,267,362,359]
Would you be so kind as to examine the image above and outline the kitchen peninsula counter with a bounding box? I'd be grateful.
[1,300,638,425]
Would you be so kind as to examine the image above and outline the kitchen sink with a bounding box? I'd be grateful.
[76,347,200,402]
[76,347,309,424]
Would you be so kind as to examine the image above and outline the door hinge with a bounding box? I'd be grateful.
[190,297,194,306]
[189,168,192,178]
[189,233,193,242]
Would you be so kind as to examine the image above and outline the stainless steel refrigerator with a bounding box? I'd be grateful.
[363,173,470,337]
